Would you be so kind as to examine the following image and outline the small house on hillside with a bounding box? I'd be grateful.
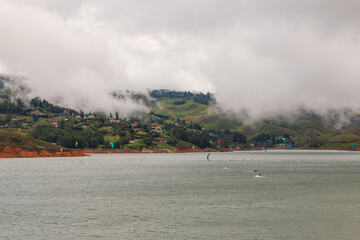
[30,110,41,115]
[150,126,163,133]
[109,119,121,123]
[153,137,166,143]
[131,121,139,127]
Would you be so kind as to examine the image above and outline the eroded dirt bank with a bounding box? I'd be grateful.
[0,146,87,158]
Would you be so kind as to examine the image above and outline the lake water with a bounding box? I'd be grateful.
[1,150,360,239]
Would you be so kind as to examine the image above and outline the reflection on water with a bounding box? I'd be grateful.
[1,150,360,239]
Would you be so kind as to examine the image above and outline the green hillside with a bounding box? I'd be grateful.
[318,127,360,149]
[1,79,360,151]
[147,94,360,149]
[151,98,215,122]
[0,131,61,152]
[150,97,245,130]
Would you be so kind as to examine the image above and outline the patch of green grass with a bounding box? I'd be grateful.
[325,133,360,143]
[0,131,61,151]
[319,142,356,149]
[104,135,120,143]
[156,142,177,149]
[136,131,147,135]
[125,141,147,150]
[178,140,195,148]
[340,127,360,135]
[151,98,213,122]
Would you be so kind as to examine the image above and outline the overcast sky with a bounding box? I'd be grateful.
[0,0,359,116]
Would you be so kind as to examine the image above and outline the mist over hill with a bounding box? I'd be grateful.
[1,73,359,131]
[1,1,360,119]
[2,73,360,151]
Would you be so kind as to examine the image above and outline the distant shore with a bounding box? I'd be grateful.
[82,147,356,154]
[0,146,88,158]
[1,146,357,158]
[0,146,257,158]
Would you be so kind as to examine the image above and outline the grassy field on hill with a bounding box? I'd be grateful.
[150,98,244,130]
[0,131,61,152]
[318,127,360,149]
[151,98,214,122]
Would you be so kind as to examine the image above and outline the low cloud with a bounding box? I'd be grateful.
[0,0,359,117]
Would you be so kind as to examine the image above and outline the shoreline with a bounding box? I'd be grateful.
[0,146,357,158]
[0,146,88,158]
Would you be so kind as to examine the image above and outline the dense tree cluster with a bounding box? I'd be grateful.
[0,99,26,115]
[30,97,76,114]
[149,89,214,105]
[31,124,104,149]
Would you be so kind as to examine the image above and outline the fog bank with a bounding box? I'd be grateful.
[0,0,359,116]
